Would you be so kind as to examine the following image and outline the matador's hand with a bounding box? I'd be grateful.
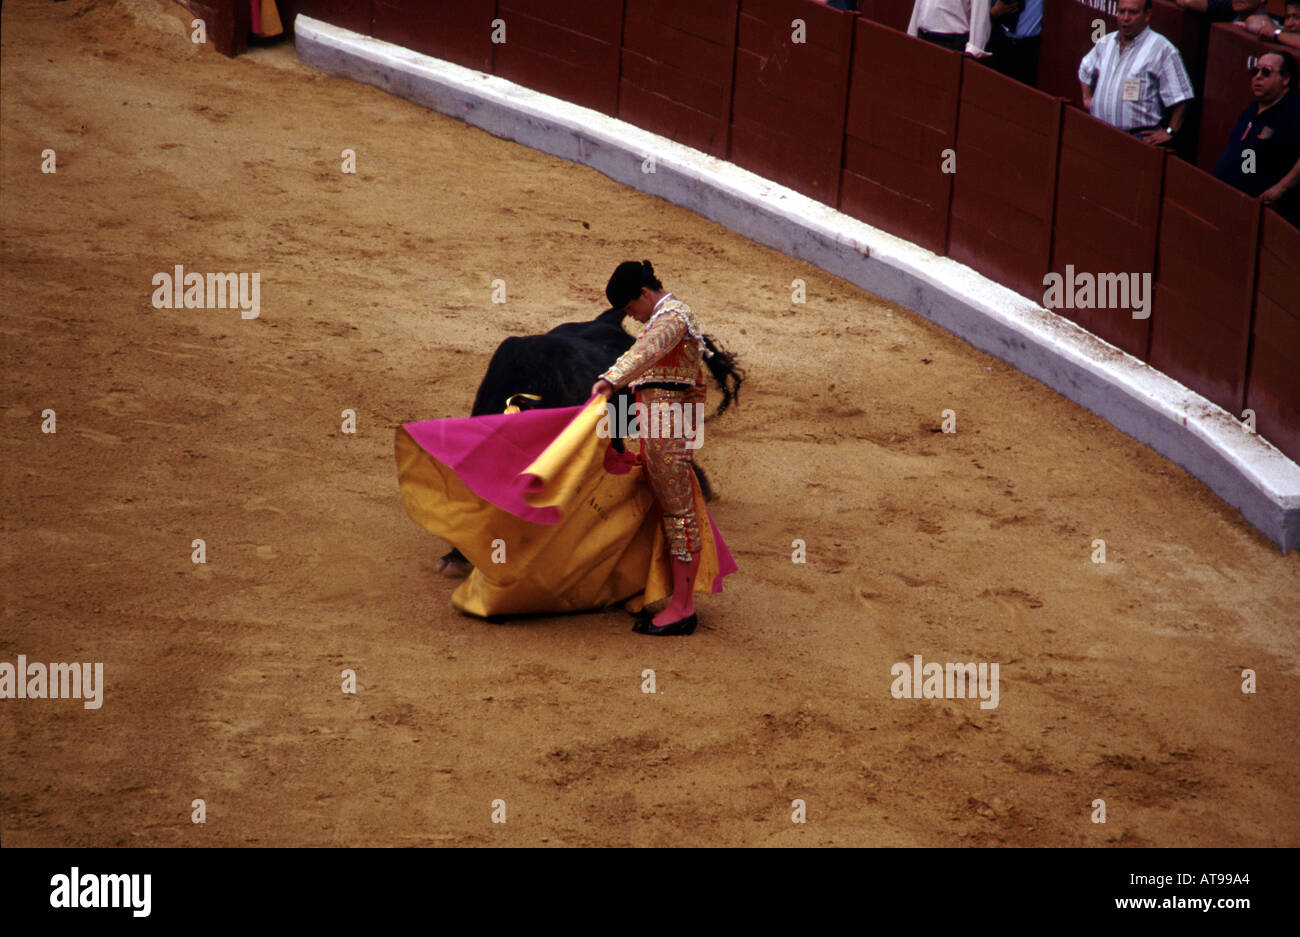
[591,379,615,400]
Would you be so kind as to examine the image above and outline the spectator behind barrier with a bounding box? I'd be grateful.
[1172,0,1273,23]
[908,0,993,56]
[1079,0,1195,146]
[1251,0,1300,50]
[1212,51,1300,226]
[988,0,1043,86]
[1229,0,1285,39]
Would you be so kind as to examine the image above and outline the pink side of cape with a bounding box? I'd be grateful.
[402,403,585,525]
[707,514,738,592]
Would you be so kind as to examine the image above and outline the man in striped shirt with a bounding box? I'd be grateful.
[1078,0,1195,146]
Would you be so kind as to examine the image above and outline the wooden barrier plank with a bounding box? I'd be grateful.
[855,0,912,33]
[628,0,737,40]
[729,121,843,198]
[729,0,855,206]
[499,0,622,38]
[622,49,722,116]
[949,60,1061,302]
[732,52,842,138]
[177,0,249,56]
[623,2,734,77]
[1150,158,1258,412]
[840,19,961,254]
[1245,211,1300,463]
[619,81,730,153]
[372,1,494,73]
[498,41,619,116]
[737,14,849,99]
[278,0,373,37]
[618,0,737,156]
[495,1,624,116]
[1049,107,1163,357]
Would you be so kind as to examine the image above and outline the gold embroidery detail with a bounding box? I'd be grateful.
[635,384,705,562]
[600,300,704,390]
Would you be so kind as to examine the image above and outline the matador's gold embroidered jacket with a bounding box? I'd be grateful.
[600,297,706,390]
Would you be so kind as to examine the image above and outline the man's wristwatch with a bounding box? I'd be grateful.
[1275,27,1284,40]
[1165,126,1177,137]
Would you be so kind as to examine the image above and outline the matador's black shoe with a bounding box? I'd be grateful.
[638,613,698,636]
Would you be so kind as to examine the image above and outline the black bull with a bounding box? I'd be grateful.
[436,306,744,576]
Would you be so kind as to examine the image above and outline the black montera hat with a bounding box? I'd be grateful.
[605,261,646,309]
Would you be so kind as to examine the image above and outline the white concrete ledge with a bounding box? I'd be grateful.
[295,15,1300,553]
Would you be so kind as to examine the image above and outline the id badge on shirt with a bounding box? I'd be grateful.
[1122,78,1141,102]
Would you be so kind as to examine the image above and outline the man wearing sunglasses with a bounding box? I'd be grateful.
[1212,51,1300,227]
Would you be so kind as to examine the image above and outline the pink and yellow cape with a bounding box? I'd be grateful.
[394,397,736,618]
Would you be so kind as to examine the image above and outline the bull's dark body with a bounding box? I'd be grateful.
[470,306,634,417]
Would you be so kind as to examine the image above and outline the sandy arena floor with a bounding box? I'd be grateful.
[2,0,1298,847]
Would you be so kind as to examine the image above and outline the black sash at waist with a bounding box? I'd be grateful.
[633,381,692,392]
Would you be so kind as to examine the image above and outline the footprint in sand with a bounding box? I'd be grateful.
[75,428,122,446]
[983,588,1044,628]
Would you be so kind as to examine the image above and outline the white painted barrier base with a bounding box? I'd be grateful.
[294,15,1300,553]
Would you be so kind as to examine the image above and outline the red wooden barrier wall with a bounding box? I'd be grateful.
[277,0,373,38]
[372,1,495,73]
[1050,107,1163,358]
[949,61,1062,302]
[1246,211,1300,464]
[840,19,961,255]
[1151,159,1259,413]
[854,0,912,33]
[729,0,855,206]
[618,0,740,158]
[1196,24,1276,173]
[493,0,624,116]
[178,0,250,56]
